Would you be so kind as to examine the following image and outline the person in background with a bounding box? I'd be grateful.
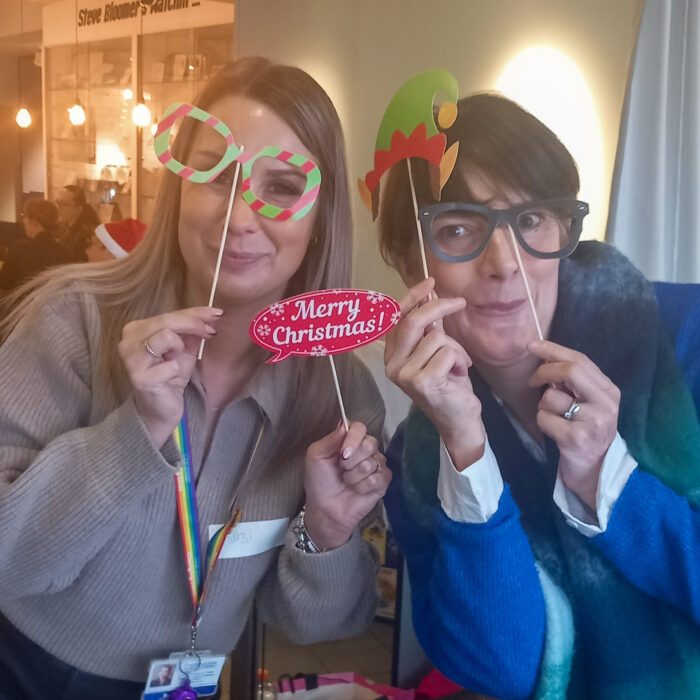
[0,57,390,700]
[56,184,101,262]
[0,198,70,293]
[379,93,700,699]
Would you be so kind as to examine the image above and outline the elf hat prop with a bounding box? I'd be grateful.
[95,218,147,258]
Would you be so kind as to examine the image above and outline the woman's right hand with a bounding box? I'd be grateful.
[118,307,222,448]
[384,277,486,471]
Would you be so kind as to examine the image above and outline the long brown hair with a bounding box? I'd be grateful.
[2,57,355,468]
[379,92,580,280]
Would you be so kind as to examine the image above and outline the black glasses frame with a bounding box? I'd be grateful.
[418,198,589,262]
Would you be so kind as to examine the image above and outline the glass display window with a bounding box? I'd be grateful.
[139,24,234,223]
[44,23,233,224]
[46,37,133,221]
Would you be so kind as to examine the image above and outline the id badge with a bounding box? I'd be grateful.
[208,517,288,559]
[142,651,226,699]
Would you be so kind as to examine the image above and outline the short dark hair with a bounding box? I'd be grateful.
[61,185,88,208]
[23,199,60,232]
[379,92,580,279]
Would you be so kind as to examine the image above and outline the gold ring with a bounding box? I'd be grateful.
[143,338,162,360]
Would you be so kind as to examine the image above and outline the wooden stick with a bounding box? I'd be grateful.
[198,154,243,360]
[328,355,349,431]
[406,158,431,282]
[507,227,544,341]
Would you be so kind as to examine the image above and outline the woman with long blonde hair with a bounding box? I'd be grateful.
[0,57,389,700]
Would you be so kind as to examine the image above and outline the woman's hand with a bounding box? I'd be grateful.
[384,277,486,471]
[118,307,222,448]
[303,421,391,551]
[528,339,621,509]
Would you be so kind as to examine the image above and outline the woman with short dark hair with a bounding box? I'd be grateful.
[381,93,700,699]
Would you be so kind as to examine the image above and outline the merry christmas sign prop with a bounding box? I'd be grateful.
[250,289,400,364]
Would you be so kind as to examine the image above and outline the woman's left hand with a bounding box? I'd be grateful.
[528,340,621,510]
[303,421,391,551]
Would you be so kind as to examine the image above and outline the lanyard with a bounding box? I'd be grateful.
[173,407,265,651]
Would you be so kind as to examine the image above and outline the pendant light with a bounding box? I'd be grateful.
[68,0,85,126]
[15,0,31,128]
[132,101,151,127]
[68,102,86,125]
[131,1,151,127]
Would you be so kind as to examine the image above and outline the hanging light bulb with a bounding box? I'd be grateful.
[16,107,31,128]
[132,101,152,127]
[68,101,86,126]
[68,0,86,127]
[15,0,31,128]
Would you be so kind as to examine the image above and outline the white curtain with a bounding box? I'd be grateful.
[607,0,700,283]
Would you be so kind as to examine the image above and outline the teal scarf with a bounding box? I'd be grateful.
[402,242,700,698]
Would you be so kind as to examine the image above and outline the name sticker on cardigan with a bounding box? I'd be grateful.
[249,288,400,364]
[207,517,288,559]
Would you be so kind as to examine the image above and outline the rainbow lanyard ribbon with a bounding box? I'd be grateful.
[173,410,242,631]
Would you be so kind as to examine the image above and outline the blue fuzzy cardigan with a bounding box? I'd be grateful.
[384,243,700,699]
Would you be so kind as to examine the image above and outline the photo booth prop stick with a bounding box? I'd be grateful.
[358,69,460,281]
[154,101,322,358]
[153,102,244,358]
[198,155,243,359]
[250,289,400,429]
[508,228,544,340]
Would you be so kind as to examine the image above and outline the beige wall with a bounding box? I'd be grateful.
[235,0,642,299]
[0,65,21,222]
[0,2,42,41]
[0,54,45,221]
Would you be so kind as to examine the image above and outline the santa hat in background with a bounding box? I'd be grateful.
[94,218,147,258]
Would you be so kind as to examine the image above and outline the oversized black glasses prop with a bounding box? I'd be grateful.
[419,199,589,262]
[419,198,589,338]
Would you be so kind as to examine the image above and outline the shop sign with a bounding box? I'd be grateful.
[78,0,192,28]
[43,0,233,46]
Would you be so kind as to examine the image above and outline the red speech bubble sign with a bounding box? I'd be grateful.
[250,288,401,364]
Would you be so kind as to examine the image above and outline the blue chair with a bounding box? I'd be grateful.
[654,281,700,416]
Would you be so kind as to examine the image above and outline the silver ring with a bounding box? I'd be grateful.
[143,337,162,360]
[563,400,581,421]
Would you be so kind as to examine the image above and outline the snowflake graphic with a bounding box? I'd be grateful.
[310,345,328,357]
[257,323,271,338]
[268,302,285,317]
[366,290,381,304]
[391,311,401,325]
